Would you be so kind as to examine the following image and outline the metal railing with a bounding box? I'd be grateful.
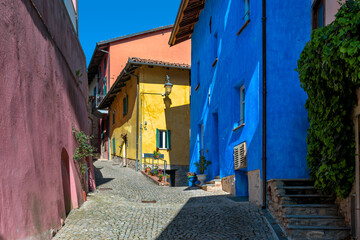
[143,153,167,184]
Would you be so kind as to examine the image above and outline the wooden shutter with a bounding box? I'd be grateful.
[156,128,160,149]
[166,130,171,150]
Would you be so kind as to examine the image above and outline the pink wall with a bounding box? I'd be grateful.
[0,0,94,239]
[107,28,191,87]
[325,0,341,25]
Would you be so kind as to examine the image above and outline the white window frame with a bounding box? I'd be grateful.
[240,85,245,125]
[159,130,167,150]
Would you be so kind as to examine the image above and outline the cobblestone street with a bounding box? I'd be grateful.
[53,161,274,240]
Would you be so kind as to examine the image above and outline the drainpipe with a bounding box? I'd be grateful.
[356,116,360,239]
[262,0,267,209]
[125,69,140,172]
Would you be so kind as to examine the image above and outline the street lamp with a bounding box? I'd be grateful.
[163,75,173,96]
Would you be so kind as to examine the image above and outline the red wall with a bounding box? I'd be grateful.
[0,0,94,239]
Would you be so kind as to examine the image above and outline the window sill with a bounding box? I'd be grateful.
[233,123,245,131]
[237,20,250,36]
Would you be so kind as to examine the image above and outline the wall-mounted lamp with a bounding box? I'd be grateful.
[163,75,173,96]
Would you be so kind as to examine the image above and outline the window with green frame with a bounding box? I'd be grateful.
[156,129,171,150]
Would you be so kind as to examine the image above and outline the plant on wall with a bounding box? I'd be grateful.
[72,127,96,177]
[296,0,360,198]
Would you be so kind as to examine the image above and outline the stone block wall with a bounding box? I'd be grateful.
[222,175,235,195]
[248,169,262,205]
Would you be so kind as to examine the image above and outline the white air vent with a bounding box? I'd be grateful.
[234,142,247,170]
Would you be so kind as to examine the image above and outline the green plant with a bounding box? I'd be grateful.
[187,172,196,177]
[296,0,360,198]
[194,156,211,174]
[72,127,96,175]
[153,150,160,159]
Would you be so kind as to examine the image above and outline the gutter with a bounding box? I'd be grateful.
[262,0,267,209]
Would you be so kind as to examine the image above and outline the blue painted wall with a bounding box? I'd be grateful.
[189,0,311,197]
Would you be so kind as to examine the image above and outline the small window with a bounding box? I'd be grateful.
[104,57,107,73]
[244,0,250,22]
[93,87,96,97]
[312,0,324,29]
[98,68,101,81]
[112,111,115,125]
[156,129,171,150]
[103,77,107,95]
[240,86,245,124]
[123,94,128,116]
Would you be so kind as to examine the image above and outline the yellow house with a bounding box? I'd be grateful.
[98,57,190,185]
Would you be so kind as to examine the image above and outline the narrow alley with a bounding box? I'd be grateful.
[53,161,274,240]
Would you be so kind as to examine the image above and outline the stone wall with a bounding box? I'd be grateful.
[336,184,356,226]
[222,175,235,195]
[248,169,262,205]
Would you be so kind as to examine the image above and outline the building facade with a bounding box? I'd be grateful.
[87,26,191,161]
[0,0,95,239]
[98,58,191,186]
[170,0,311,203]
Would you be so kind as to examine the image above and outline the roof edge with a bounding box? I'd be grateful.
[169,0,190,46]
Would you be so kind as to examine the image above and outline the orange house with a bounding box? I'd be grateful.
[87,25,191,160]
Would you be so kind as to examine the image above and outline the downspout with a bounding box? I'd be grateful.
[262,0,267,209]
[125,69,140,172]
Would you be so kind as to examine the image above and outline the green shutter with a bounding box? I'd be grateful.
[156,128,160,149]
[126,95,128,115]
[112,138,116,155]
[166,130,171,150]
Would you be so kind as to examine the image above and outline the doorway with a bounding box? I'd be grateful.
[61,148,72,215]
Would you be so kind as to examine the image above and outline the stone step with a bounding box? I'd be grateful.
[287,225,350,240]
[205,179,221,185]
[284,215,347,227]
[201,183,222,192]
[280,194,334,204]
[270,179,314,187]
[283,204,339,216]
[276,186,317,195]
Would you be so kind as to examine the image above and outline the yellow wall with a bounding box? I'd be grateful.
[109,65,190,167]
[109,74,138,161]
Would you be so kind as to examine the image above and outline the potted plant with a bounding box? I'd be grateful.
[187,172,197,187]
[153,149,160,159]
[145,166,151,173]
[194,156,211,186]
[150,168,158,176]
[158,173,169,182]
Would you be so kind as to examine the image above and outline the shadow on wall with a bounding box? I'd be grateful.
[61,148,72,216]
[164,102,190,166]
[156,194,257,240]
[94,167,114,187]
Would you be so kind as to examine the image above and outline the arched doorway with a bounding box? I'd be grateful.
[61,148,72,215]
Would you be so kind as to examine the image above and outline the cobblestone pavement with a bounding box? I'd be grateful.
[53,161,274,240]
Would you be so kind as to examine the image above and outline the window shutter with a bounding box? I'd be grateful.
[156,128,160,149]
[112,138,116,155]
[166,130,171,150]
[126,95,128,115]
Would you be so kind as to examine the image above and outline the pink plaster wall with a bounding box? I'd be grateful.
[0,0,94,239]
[325,0,341,25]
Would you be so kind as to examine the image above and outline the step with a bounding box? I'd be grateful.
[270,179,314,187]
[205,179,221,185]
[287,225,350,240]
[276,186,317,195]
[201,184,222,192]
[280,194,334,204]
[284,215,347,227]
[283,204,339,216]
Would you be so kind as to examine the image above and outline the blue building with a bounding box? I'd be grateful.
[170,0,311,205]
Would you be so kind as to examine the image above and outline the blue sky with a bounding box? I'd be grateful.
[78,0,181,66]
